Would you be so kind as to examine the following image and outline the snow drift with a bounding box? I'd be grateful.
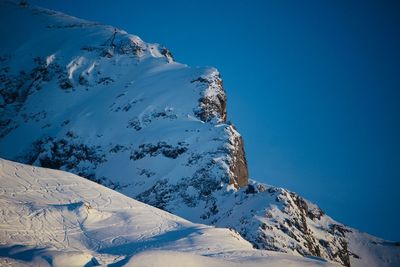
[0,1,399,266]
[0,158,338,267]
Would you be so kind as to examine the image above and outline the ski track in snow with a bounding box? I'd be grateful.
[0,1,398,266]
[0,160,340,266]
[0,158,339,266]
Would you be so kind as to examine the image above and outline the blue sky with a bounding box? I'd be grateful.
[30,0,400,241]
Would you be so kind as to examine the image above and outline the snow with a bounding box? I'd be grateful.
[126,250,336,267]
[0,158,338,266]
[46,54,56,66]
[346,230,400,267]
[0,1,399,267]
[0,0,232,200]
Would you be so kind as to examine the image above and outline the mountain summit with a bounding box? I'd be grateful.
[0,1,399,266]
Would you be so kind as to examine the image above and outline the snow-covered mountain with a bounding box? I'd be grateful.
[0,1,399,266]
[0,158,340,266]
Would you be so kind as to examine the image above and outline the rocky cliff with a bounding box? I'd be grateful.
[0,2,398,266]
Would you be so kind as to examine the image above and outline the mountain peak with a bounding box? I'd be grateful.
[0,2,398,266]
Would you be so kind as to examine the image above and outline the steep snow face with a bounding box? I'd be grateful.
[0,2,399,267]
[0,0,247,220]
[0,158,339,267]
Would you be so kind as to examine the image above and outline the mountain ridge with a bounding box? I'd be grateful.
[0,1,399,266]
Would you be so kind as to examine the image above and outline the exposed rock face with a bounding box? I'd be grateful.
[189,71,248,189]
[210,181,354,267]
[227,125,248,188]
[190,72,248,189]
[0,2,398,267]
[191,73,227,123]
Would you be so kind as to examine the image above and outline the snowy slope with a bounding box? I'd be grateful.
[0,1,398,266]
[0,158,339,267]
[0,0,246,218]
[189,179,399,267]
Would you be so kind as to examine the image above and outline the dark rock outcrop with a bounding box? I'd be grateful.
[191,72,248,189]
[3,3,398,267]
[227,125,248,188]
[191,73,227,123]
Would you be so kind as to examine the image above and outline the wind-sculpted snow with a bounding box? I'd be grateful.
[0,1,399,266]
[0,158,340,267]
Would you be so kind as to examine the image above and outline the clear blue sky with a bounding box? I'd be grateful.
[30,0,400,241]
